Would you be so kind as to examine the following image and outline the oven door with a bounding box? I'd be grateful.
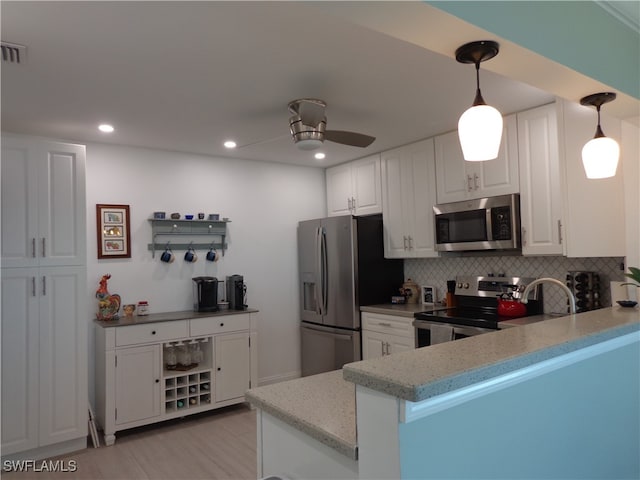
[413,319,495,348]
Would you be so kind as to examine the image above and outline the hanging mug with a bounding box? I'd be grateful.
[160,248,174,263]
[184,248,198,263]
[206,248,217,262]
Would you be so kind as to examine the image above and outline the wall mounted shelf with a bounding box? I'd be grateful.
[147,219,230,258]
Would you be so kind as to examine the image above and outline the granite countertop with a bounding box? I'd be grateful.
[361,303,447,318]
[344,307,640,403]
[245,369,357,460]
[94,308,259,328]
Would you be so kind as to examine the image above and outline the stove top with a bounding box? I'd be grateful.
[414,275,543,329]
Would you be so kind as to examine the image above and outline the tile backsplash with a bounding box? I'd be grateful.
[404,255,625,314]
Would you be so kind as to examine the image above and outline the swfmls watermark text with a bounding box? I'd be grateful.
[3,459,78,473]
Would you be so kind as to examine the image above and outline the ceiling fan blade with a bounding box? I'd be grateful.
[325,130,375,148]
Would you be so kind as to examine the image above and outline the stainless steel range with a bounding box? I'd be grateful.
[413,275,543,347]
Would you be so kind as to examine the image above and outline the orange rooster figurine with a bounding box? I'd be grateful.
[96,274,121,320]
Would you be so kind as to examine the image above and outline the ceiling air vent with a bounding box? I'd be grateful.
[1,42,27,64]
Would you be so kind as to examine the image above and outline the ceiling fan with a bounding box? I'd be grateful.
[287,98,375,150]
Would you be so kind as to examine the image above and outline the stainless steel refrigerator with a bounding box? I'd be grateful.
[298,214,403,376]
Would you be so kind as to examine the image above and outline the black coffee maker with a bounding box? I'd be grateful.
[226,275,246,310]
[192,276,220,312]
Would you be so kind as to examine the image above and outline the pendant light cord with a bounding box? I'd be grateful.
[472,61,486,107]
[595,105,605,138]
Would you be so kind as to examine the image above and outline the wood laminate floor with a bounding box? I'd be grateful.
[2,405,257,480]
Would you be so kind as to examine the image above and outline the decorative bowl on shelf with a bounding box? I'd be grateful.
[170,212,180,219]
[617,300,638,308]
[185,215,194,220]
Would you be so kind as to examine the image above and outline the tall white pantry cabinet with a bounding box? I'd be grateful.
[1,133,88,460]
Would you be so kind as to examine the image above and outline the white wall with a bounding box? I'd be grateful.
[85,142,326,402]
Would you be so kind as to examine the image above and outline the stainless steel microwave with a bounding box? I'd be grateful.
[433,194,521,252]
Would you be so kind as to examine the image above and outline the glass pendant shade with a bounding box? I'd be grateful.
[458,104,503,161]
[581,135,620,179]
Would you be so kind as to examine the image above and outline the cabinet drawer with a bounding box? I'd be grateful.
[115,320,189,346]
[190,314,250,336]
[362,312,413,337]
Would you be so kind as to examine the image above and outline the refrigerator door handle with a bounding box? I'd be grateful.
[314,227,322,315]
[320,226,328,315]
[302,324,353,341]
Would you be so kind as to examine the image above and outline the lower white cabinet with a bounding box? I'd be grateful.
[1,266,87,459]
[361,312,415,360]
[95,311,258,446]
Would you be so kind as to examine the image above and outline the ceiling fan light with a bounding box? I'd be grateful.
[295,138,324,151]
[458,104,503,161]
[581,136,620,179]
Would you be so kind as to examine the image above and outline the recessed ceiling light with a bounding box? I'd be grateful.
[98,124,114,133]
[314,152,326,160]
[223,140,237,149]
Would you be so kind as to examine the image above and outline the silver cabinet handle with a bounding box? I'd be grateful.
[42,276,46,296]
[408,236,413,250]
[473,173,479,190]
[351,197,356,211]
[41,238,46,257]
[467,175,473,191]
[347,198,352,211]
[384,342,390,355]
[403,236,408,250]
[32,277,36,297]
[378,322,392,327]
[381,341,385,356]
[522,227,527,247]
[32,238,36,258]
[557,220,563,244]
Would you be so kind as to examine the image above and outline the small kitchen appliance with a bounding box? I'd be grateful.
[433,194,521,252]
[226,274,246,310]
[192,276,220,312]
[413,275,543,347]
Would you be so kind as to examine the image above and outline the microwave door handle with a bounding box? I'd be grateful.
[486,208,493,240]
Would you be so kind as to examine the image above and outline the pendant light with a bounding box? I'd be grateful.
[456,40,503,161]
[580,92,620,179]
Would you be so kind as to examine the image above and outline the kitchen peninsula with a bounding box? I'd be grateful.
[246,307,640,479]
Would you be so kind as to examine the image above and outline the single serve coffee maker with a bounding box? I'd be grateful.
[192,276,220,312]
[226,274,246,310]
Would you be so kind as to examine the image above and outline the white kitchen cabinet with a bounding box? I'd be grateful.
[517,103,564,255]
[434,115,519,204]
[381,139,438,258]
[558,99,625,257]
[1,266,87,457]
[1,133,87,461]
[215,332,251,403]
[361,312,415,361]
[1,134,86,268]
[326,154,382,216]
[95,311,258,445]
[517,100,626,257]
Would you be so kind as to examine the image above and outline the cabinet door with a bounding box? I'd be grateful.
[381,149,409,258]
[473,114,519,198]
[518,103,564,255]
[1,136,39,268]
[386,333,415,355]
[38,267,87,446]
[351,155,382,215]
[326,164,353,217]
[36,141,87,267]
[405,139,438,258]
[434,131,467,203]
[115,345,161,425]
[215,332,250,403]
[362,330,387,360]
[1,268,40,455]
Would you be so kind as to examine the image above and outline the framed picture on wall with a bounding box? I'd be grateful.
[96,204,131,259]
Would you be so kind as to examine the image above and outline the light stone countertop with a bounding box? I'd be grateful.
[343,306,640,402]
[94,308,258,328]
[245,369,357,460]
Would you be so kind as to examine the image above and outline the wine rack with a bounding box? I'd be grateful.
[164,372,212,413]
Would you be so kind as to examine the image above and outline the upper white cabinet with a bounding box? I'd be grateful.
[434,114,519,204]
[517,100,626,257]
[381,139,438,258]
[1,134,87,268]
[558,99,625,257]
[326,154,382,216]
[517,103,564,255]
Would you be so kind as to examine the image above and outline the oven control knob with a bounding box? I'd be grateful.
[457,282,463,289]
[463,282,470,289]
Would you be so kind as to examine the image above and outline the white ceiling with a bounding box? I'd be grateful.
[0,1,621,168]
